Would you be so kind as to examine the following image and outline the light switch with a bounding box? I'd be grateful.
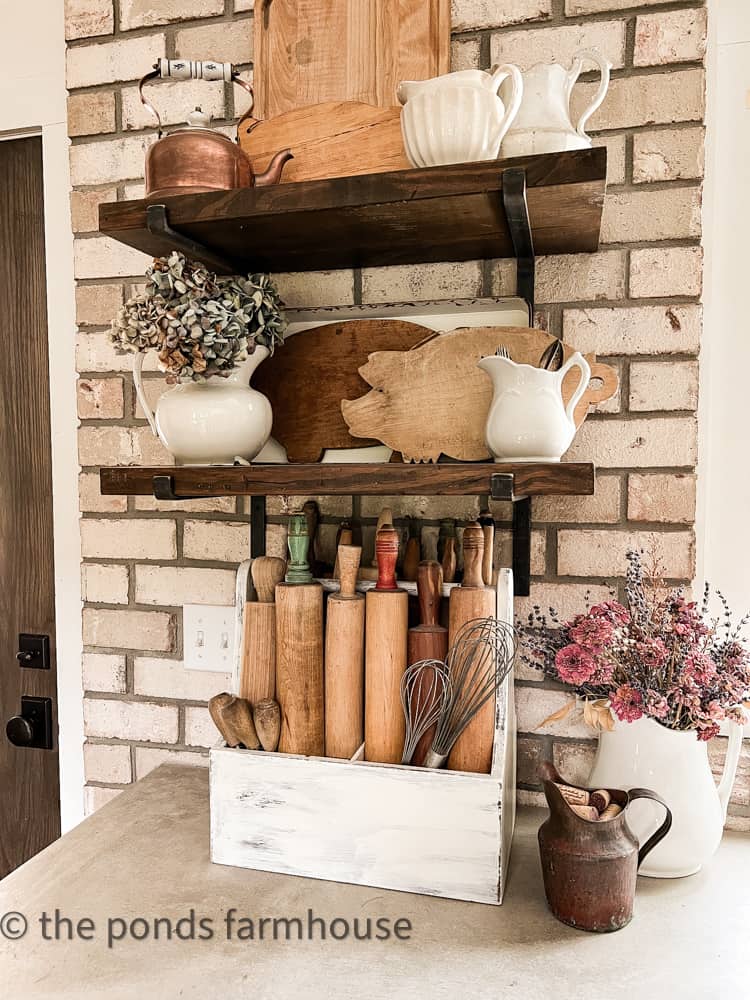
[183,605,236,672]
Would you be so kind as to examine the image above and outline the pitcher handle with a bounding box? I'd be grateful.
[558,351,591,426]
[566,48,611,143]
[628,788,673,868]
[133,351,158,437]
[489,63,523,148]
[717,722,744,819]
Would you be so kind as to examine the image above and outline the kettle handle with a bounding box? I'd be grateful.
[628,788,673,868]
[138,59,255,138]
[558,351,591,427]
[133,352,158,437]
[566,48,611,142]
[489,64,523,147]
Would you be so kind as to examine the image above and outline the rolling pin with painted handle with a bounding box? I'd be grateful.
[275,514,325,755]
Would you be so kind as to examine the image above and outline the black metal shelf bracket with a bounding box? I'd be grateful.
[152,474,201,501]
[501,167,535,321]
[146,204,238,275]
[488,472,532,597]
[250,495,267,559]
[499,168,536,598]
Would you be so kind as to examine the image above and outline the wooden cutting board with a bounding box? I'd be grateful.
[253,0,450,119]
[240,102,410,184]
[341,327,618,463]
[253,319,434,462]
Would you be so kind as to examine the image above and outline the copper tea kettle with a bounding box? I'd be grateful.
[139,59,292,200]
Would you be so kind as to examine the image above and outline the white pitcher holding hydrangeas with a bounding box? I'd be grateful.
[112,253,286,465]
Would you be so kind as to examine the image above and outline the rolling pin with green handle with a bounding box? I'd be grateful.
[275,513,325,755]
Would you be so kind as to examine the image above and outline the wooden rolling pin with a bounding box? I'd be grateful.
[275,513,325,755]
[447,522,496,774]
[325,544,365,759]
[332,527,352,579]
[239,556,286,704]
[407,560,448,765]
[365,525,408,763]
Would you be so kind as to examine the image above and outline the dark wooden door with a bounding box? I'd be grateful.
[0,136,60,877]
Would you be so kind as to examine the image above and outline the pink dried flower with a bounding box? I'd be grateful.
[570,616,614,651]
[697,724,720,742]
[610,685,644,723]
[590,600,630,625]
[684,653,717,685]
[554,644,597,686]
[636,638,668,668]
[645,689,669,719]
[590,660,615,686]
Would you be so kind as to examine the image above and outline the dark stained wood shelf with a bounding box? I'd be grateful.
[100,462,595,500]
[98,148,606,273]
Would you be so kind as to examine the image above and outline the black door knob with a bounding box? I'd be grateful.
[6,714,35,746]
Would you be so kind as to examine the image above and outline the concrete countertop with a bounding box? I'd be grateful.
[0,764,746,999]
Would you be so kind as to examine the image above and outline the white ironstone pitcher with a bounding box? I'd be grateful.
[500,48,611,157]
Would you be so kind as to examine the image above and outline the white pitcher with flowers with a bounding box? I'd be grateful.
[111,252,286,465]
[522,550,747,878]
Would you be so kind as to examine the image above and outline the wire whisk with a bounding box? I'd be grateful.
[400,659,451,765]
[424,617,518,769]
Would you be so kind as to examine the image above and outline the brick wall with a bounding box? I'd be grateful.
[65,0,748,828]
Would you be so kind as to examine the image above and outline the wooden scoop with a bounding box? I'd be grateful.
[239,556,286,704]
[209,693,261,750]
[253,698,281,752]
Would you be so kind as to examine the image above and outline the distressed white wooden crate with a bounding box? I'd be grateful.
[210,568,516,905]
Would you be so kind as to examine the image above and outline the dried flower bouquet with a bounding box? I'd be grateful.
[521,551,750,741]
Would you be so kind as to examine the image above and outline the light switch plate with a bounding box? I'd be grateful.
[183,605,236,673]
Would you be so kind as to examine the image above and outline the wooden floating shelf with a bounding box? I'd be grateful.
[98,148,606,273]
[99,462,595,500]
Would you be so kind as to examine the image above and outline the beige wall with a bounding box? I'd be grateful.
[64,0,747,825]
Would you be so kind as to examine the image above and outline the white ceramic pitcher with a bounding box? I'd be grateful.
[500,48,611,158]
[477,351,590,462]
[134,346,272,465]
[398,66,523,167]
[588,717,744,878]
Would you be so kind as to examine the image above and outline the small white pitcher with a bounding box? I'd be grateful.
[500,48,611,158]
[398,66,523,168]
[477,351,590,462]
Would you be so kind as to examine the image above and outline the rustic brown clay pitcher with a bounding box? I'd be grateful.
[537,761,672,933]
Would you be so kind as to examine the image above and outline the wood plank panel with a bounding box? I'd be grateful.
[98,148,607,273]
[100,462,595,498]
[0,137,60,877]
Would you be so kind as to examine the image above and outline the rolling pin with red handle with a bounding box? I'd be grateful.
[365,525,408,763]
[325,544,365,759]
[447,522,496,774]
[275,513,325,755]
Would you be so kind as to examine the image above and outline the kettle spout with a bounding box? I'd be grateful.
[255,149,293,186]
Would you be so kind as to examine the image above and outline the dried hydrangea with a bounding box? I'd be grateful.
[111,252,286,382]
